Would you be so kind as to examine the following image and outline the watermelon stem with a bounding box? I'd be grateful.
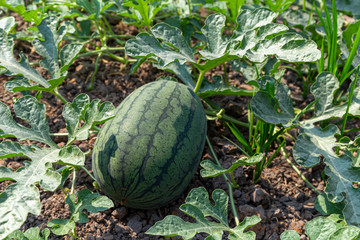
[81,166,97,182]
[70,168,76,195]
[206,136,240,226]
[194,69,206,93]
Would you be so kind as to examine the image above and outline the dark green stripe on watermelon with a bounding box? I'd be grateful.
[92,80,207,209]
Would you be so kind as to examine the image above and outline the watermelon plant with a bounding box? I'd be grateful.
[0,0,360,239]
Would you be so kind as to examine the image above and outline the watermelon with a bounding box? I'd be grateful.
[92,80,207,209]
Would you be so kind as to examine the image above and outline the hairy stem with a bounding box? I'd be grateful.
[82,166,97,182]
[78,47,125,58]
[194,70,206,93]
[52,87,68,104]
[70,168,76,195]
[206,136,240,226]
[205,109,249,128]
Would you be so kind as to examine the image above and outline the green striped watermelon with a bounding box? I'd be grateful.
[92,80,207,209]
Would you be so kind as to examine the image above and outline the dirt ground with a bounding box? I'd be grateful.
[0,14,341,240]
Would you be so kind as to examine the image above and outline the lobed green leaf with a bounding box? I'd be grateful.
[146,187,261,239]
[63,94,115,144]
[197,75,255,98]
[200,154,263,178]
[293,124,360,227]
[0,96,55,147]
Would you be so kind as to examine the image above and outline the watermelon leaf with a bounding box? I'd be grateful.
[0,16,16,33]
[48,189,114,236]
[250,78,295,126]
[63,93,116,145]
[2,16,84,94]
[4,227,50,240]
[0,96,88,239]
[245,33,321,63]
[0,143,84,239]
[280,215,360,240]
[47,219,76,236]
[67,188,114,223]
[280,230,300,240]
[0,28,49,88]
[125,23,195,67]
[0,96,56,147]
[199,14,229,60]
[197,75,255,98]
[315,193,345,216]
[0,0,44,25]
[126,9,320,87]
[200,154,263,178]
[293,124,360,227]
[146,187,261,240]
[307,73,360,124]
[74,0,114,20]
[119,0,167,28]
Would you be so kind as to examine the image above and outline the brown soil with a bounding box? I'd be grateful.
[0,14,343,240]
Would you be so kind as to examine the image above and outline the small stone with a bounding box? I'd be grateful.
[103,232,114,240]
[87,235,95,240]
[302,210,313,220]
[128,215,143,233]
[279,196,290,202]
[286,200,302,211]
[117,207,128,219]
[115,224,123,233]
[267,232,279,240]
[251,186,271,207]
[294,192,305,202]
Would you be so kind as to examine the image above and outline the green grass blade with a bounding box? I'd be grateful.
[330,0,338,75]
[341,67,359,135]
[340,26,360,85]
[227,122,253,155]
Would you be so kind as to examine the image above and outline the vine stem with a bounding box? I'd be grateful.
[194,69,206,93]
[52,87,68,104]
[82,166,97,182]
[78,47,125,58]
[279,143,322,195]
[205,109,249,128]
[70,168,76,195]
[206,136,240,226]
[50,130,98,137]
[88,52,103,91]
